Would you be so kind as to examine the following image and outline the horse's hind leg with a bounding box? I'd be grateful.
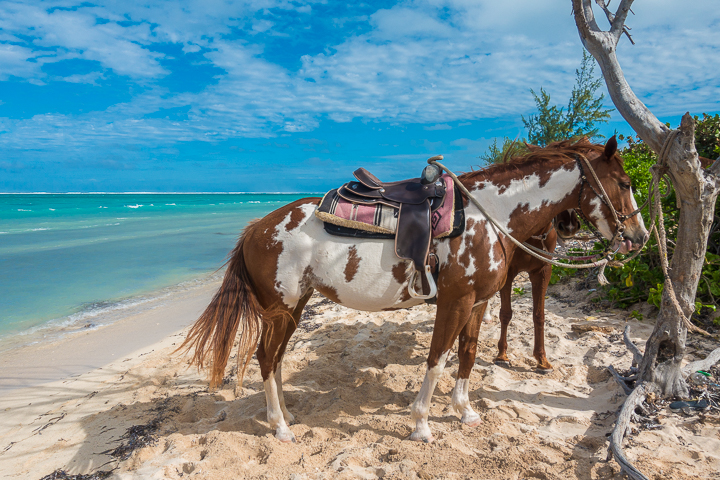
[275,289,314,424]
[530,265,553,371]
[410,295,475,443]
[257,290,313,443]
[452,302,486,427]
[494,268,517,366]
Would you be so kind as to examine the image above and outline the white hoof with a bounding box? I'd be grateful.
[409,429,434,443]
[409,432,435,443]
[461,412,482,427]
[275,427,296,443]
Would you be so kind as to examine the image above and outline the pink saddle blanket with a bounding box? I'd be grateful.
[315,174,456,238]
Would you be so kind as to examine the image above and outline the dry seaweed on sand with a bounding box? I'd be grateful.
[102,417,163,460]
[39,469,114,480]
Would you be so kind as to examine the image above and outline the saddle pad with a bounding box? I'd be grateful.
[315,174,457,238]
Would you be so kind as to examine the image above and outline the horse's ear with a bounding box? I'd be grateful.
[603,135,618,161]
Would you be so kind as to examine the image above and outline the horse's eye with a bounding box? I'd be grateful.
[619,182,631,190]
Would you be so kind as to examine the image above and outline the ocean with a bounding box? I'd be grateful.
[0,193,310,351]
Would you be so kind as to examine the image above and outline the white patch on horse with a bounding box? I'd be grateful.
[630,188,647,231]
[451,377,481,425]
[274,364,293,424]
[272,203,423,311]
[264,376,295,442]
[467,166,580,271]
[410,350,450,442]
[588,196,613,238]
[454,219,479,280]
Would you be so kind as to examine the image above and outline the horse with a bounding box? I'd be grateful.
[488,209,581,372]
[179,136,648,444]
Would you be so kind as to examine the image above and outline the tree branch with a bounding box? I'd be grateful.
[571,0,670,153]
[594,0,635,44]
[682,347,720,377]
[608,364,634,395]
[709,156,720,178]
[624,325,644,367]
[609,383,652,480]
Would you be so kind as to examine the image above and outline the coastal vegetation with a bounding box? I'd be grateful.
[482,53,720,330]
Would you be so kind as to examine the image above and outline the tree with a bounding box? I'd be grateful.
[523,50,613,146]
[572,2,720,479]
[478,136,528,165]
[482,50,613,165]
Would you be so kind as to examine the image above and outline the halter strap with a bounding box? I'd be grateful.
[573,153,646,254]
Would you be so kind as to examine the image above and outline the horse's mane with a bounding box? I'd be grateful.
[460,137,620,182]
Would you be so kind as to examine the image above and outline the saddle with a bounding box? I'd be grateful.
[316,156,460,299]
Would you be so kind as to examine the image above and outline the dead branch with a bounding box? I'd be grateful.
[572,0,669,152]
[608,364,634,395]
[594,0,635,44]
[710,156,720,177]
[609,383,652,480]
[623,325,643,367]
[682,347,720,377]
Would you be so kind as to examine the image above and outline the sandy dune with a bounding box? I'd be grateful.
[1,276,719,479]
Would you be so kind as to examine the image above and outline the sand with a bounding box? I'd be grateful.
[1,275,719,480]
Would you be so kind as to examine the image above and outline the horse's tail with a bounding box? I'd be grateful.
[177,222,264,389]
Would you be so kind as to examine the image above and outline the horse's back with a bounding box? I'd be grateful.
[242,196,418,312]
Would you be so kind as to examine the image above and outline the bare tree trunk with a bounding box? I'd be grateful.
[572,0,720,397]
[571,1,720,478]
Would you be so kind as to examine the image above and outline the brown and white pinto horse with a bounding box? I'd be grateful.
[180,137,648,443]
[490,209,580,371]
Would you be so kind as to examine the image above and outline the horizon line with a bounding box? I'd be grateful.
[0,191,325,195]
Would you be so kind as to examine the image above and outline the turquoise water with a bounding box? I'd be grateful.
[0,193,309,346]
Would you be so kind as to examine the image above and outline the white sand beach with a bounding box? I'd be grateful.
[1,275,719,480]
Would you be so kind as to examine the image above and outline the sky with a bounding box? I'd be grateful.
[0,0,718,193]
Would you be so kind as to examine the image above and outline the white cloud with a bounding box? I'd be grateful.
[0,43,43,79]
[0,0,718,151]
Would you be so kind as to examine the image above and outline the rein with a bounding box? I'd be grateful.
[427,154,649,280]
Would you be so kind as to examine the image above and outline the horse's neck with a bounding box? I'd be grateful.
[463,162,580,241]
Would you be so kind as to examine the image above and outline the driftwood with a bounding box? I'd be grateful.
[572,1,720,478]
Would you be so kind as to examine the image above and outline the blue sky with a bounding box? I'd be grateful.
[0,0,718,192]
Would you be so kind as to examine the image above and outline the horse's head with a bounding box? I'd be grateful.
[577,136,649,254]
[554,209,580,240]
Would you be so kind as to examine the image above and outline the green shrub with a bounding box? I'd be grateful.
[552,114,720,316]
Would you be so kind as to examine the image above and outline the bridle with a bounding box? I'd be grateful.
[573,153,644,255]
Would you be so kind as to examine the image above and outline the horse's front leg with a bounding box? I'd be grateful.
[410,294,475,443]
[530,264,553,371]
[451,302,486,427]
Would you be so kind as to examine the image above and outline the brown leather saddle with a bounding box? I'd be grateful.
[333,161,448,299]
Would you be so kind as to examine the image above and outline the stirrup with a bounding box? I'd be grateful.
[408,265,437,300]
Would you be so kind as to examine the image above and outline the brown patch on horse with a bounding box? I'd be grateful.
[390,262,412,303]
[392,262,407,284]
[285,205,307,231]
[302,265,342,304]
[344,246,361,282]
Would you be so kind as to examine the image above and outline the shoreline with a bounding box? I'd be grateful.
[0,270,225,357]
[0,275,220,393]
